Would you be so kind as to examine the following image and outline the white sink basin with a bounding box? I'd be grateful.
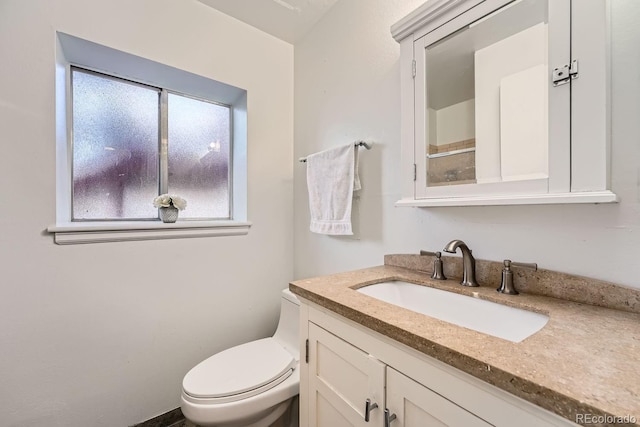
[357,281,548,343]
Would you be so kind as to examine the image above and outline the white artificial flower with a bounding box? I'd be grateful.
[169,195,187,210]
[153,194,187,210]
[153,194,170,208]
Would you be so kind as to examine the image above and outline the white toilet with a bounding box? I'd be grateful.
[181,288,300,427]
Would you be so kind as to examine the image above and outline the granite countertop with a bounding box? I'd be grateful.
[289,258,640,426]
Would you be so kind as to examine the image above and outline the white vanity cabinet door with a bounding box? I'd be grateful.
[307,322,385,427]
[386,367,491,427]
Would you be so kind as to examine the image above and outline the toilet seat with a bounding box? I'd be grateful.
[182,338,296,404]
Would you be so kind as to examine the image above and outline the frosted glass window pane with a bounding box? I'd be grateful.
[72,69,159,220]
[168,93,231,219]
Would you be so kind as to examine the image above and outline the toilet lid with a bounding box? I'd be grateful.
[183,338,295,400]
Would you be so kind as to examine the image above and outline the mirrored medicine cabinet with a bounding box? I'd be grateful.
[391,0,618,207]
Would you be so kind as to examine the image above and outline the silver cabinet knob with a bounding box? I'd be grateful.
[384,409,397,427]
[364,398,378,422]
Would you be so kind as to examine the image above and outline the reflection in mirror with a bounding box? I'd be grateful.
[425,0,548,187]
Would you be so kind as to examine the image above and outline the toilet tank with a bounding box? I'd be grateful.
[272,288,300,360]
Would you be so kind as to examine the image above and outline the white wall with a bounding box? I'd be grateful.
[427,107,438,147]
[475,22,547,183]
[293,0,640,291]
[0,1,293,426]
[500,64,548,181]
[436,99,475,146]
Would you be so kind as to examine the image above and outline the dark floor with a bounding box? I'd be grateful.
[166,420,197,427]
[134,398,297,427]
[132,408,197,427]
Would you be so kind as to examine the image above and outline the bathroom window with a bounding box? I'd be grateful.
[50,33,250,244]
[71,67,231,221]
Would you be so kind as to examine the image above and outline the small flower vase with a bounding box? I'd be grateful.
[159,206,179,223]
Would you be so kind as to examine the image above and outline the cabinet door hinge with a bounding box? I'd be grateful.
[411,59,416,78]
[305,339,309,364]
[413,164,417,181]
[552,59,578,86]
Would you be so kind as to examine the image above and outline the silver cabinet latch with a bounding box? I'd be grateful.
[552,59,578,86]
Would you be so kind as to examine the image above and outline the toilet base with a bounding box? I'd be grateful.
[183,397,292,427]
[245,399,291,427]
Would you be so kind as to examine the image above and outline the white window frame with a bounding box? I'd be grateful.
[48,32,251,244]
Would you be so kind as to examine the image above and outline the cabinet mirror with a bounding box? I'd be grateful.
[425,0,548,188]
[392,0,617,206]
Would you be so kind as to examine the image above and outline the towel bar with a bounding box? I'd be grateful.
[299,141,372,163]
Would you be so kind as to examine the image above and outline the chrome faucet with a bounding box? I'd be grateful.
[443,240,479,287]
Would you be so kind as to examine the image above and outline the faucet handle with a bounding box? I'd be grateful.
[419,250,447,280]
[510,261,537,271]
[497,260,537,295]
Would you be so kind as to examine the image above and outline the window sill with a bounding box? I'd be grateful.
[47,221,252,245]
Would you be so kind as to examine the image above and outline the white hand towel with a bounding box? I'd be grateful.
[306,144,360,235]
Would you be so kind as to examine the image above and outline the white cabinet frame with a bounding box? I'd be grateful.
[299,299,579,427]
[392,0,618,207]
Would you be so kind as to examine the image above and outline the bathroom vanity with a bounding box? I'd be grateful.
[290,255,640,427]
